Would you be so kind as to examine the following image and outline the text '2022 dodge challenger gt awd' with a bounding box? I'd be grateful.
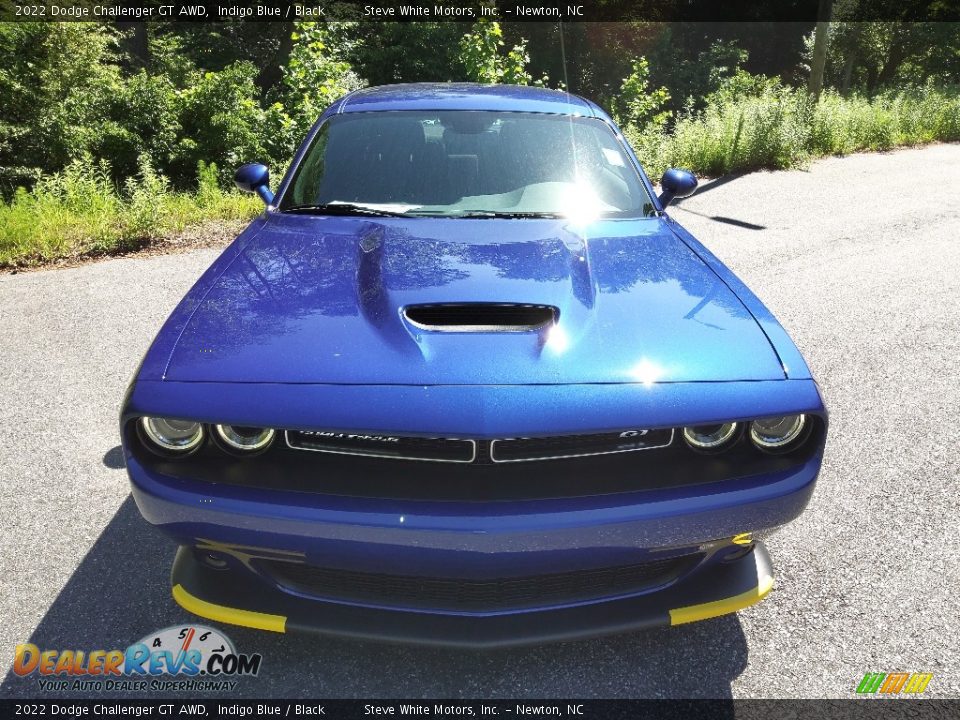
[121,83,827,647]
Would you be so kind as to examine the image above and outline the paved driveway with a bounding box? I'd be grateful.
[2,144,958,699]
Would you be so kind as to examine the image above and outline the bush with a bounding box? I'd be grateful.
[0,23,121,188]
[0,156,260,267]
[264,22,367,153]
[627,80,960,179]
[97,72,182,183]
[171,62,275,186]
[612,57,671,131]
[122,156,173,242]
[459,20,547,86]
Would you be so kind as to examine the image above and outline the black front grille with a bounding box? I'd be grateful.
[404,303,557,332]
[286,430,475,462]
[491,428,674,462]
[258,555,702,611]
[285,428,674,464]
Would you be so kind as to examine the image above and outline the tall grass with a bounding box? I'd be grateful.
[0,157,260,267]
[629,84,960,179]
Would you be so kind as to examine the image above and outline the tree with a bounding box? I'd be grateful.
[278,22,364,140]
[808,0,834,99]
[255,22,295,94]
[0,23,121,187]
[817,22,960,94]
[459,19,544,85]
[612,57,671,130]
[349,23,467,85]
[118,22,149,69]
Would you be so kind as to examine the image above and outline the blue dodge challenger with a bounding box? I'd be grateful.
[121,83,827,646]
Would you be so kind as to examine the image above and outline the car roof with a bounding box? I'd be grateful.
[336,83,599,117]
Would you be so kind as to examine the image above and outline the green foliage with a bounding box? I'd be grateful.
[0,23,121,188]
[612,57,671,131]
[349,23,468,85]
[278,22,365,140]
[123,156,173,241]
[0,22,365,192]
[97,71,182,182]
[1,20,957,268]
[810,22,960,93]
[459,20,546,86]
[173,62,275,185]
[195,160,223,209]
[627,80,960,179]
[647,35,751,114]
[0,156,260,267]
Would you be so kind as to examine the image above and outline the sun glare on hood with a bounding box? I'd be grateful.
[629,358,665,386]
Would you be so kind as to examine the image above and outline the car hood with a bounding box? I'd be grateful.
[158,215,785,384]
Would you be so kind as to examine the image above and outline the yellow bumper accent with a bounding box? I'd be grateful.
[172,584,287,633]
[669,574,774,625]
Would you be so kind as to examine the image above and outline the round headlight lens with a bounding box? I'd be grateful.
[750,414,807,451]
[140,417,204,454]
[214,425,275,453]
[682,422,739,451]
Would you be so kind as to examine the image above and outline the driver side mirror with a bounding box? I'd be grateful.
[234,163,274,206]
[658,168,698,207]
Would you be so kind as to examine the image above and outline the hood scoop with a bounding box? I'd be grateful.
[403,303,558,333]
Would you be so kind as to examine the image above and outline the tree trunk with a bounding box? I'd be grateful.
[839,24,862,95]
[807,0,833,99]
[256,23,295,95]
[876,30,908,87]
[118,22,149,69]
[840,52,856,94]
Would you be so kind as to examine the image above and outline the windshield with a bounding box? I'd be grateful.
[280,111,655,219]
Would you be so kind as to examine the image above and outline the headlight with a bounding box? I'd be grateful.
[139,417,204,455]
[682,422,739,451]
[750,414,807,451]
[214,424,275,454]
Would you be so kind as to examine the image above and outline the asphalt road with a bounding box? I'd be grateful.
[1,144,958,700]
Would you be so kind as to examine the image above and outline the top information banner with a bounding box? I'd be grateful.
[4,0,959,23]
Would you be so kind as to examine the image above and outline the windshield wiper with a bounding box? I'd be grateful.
[281,203,411,217]
[452,211,564,219]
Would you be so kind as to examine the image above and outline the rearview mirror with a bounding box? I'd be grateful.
[658,168,698,207]
[234,163,274,206]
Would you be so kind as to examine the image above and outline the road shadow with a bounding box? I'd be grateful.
[3,497,748,704]
[658,172,765,232]
[102,446,125,469]
[708,216,766,230]
[672,205,767,231]
[672,171,749,202]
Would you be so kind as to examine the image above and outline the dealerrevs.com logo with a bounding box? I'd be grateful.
[13,625,262,692]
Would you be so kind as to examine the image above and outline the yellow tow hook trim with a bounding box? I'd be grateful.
[731,532,754,546]
[669,574,774,626]
[172,583,287,633]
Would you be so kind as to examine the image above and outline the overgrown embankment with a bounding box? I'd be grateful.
[0,159,260,269]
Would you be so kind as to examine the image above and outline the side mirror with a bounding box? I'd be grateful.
[658,168,698,207]
[234,163,274,206]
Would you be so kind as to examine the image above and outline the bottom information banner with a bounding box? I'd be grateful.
[2,700,960,720]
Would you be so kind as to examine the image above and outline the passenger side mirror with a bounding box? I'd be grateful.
[234,163,274,206]
[658,168,698,207]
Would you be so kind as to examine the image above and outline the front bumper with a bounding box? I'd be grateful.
[127,451,817,645]
[171,541,775,647]
[129,450,818,575]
